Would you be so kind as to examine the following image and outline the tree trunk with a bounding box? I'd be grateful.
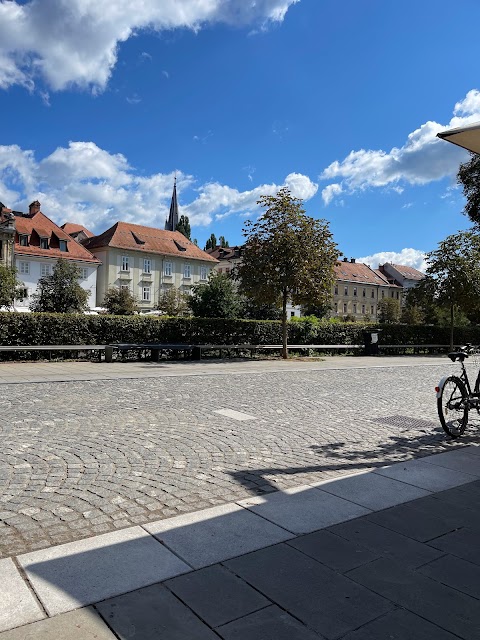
[282,289,288,359]
[450,303,454,352]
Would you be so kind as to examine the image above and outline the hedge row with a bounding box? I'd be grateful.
[1,312,480,347]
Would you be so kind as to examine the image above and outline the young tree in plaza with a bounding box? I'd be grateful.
[237,187,339,358]
[416,230,480,349]
[188,272,241,318]
[30,259,89,313]
[378,298,401,324]
[0,265,23,308]
[156,287,189,316]
[103,287,138,315]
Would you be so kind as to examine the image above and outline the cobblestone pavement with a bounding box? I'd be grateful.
[1,363,479,558]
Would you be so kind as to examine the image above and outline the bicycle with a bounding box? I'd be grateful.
[436,344,480,437]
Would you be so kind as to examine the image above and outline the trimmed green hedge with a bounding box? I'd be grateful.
[1,312,480,347]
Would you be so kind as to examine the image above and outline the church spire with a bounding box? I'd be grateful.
[165,176,179,231]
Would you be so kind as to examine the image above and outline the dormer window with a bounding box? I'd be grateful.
[19,234,29,246]
[40,238,49,250]
[59,240,67,252]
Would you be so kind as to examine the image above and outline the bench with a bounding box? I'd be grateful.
[0,345,106,361]
[378,344,450,355]
[105,343,197,363]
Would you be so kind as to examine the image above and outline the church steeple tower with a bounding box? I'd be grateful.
[165,176,179,231]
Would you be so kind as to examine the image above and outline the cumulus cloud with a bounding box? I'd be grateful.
[0,141,317,232]
[321,90,480,204]
[357,248,427,272]
[0,0,299,92]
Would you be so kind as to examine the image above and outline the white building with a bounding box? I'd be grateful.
[13,201,100,310]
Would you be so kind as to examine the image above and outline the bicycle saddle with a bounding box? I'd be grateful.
[448,352,468,362]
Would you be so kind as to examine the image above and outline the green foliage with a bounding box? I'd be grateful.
[240,298,282,320]
[378,298,401,324]
[204,233,217,251]
[103,287,138,315]
[189,272,241,318]
[416,230,480,347]
[0,265,23,308]
[1,314,480,354]
[301,301,331,319]
[238,187,339,357]
[156,287,189,316]
[30,259,89,313]
[219,235,229,248]
[457,153,480,225]
[176,215,191,240]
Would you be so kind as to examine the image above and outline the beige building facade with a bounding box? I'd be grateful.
[83,222,217,310]
[0,204,16,269]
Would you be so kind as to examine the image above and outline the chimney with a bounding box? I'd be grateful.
[343,257,348,262]
[350,258,356,263]
[29,200,41,215]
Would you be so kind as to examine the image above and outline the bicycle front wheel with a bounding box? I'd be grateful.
[438,376,469,438]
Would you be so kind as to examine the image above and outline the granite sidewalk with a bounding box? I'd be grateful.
[1,445,480,639]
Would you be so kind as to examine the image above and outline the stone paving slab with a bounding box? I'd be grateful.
[216,605,323,640]
[417,554,480,600]
[341,609,460,640]
[421,447,480,475]
[0,558,44,633]
[238,483,371,534]
[0,608,116,640]
[314,470,431,510]
[143,503,293,568]
[18,526,190,616]
[373,457,478,491]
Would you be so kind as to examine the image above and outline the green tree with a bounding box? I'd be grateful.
[237,187,339,358]
[188,272,241,318]
[176,215,191,240]
[103,287,138,315]
[457,153,480,225]
[204,233,217,251]
[240,297,282,320]
[30,259,89,313]
[378,298,401,324]
[0,265,23,308]
[219,235,229,248]
[156,287,189,316]
[416,230,480,349]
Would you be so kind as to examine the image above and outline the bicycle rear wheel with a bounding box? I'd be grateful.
[438,376,469,438]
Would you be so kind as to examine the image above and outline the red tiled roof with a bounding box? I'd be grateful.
[61,222,94,238]
[84,222,218,263]
[206,245,242,260]
[15,212,100,263]
[387,263,425,280]
[335,261,400,287]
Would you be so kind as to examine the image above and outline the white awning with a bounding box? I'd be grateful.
[437,121,480,154]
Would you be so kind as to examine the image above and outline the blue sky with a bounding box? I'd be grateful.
[1,0,480,269]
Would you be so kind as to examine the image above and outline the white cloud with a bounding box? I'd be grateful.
[0,0,299,92]
[0,141,317,232]
[321,89,480,204]
[322,183,343,205]
[357,248,427,272]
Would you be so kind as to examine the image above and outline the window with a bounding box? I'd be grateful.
[16,287,28,301]
[344,286,348,296]
[334,302,338,312]
[353,287,357,297]
[391,291,394,298]
[225,267,230,274]
[143,258,151,274]
[164,261,172,276]
[334,285,338,295]
[396,291,399,299]
[41,264,52,277]
[343,303,347,313]
[381,290,385,298]
[40,238,49,250]
[79,268,88,279]
[121,256,129,271]
[142,287,151,302]
[19,261,30,275]
[353,303,357,313]
[371,290,375,298]
[362,288,366,297]
[19,234,29,246]
[0,240,2,259]
[59,240,67,252]
[183,264,191,278]
[371,305,374,315]
[290,311,295,318]
[200,266,208,280]
[218,268,223,274]
[362,305,365,314]
[121,285,129,291]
